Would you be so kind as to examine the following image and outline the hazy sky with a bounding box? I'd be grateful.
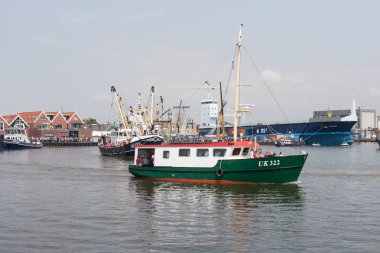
[1,0,379,124]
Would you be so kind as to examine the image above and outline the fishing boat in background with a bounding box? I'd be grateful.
[129,24,308,184]
[0,125,42,149]
[98,86,163,158]
[376,130,380,149]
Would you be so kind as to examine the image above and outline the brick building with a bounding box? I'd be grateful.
[0,111,92,139]
[0,115,9,135]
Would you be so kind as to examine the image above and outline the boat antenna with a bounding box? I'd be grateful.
[219,81,226,138]
[233,24,243,142]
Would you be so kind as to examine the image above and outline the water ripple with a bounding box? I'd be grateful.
[1,144,379,252]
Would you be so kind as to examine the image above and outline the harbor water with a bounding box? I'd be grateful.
[0,143,379,252]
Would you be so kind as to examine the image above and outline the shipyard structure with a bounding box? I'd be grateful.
[199,96,377,146]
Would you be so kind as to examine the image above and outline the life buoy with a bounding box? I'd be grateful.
[216,168,224,177]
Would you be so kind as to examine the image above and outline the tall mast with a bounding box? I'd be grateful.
[111,86,129,130]
[219,81,226,138]
[233,24,243,141]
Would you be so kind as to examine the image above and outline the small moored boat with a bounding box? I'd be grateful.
[340,141,349,148]
[0,125,42,149]
[275,139,305,147]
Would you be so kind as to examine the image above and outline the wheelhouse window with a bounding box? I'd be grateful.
[242,147,250,156]
[163,150,170,159]
[179,149,190,157]
[213,149,226,157]
[232,148,241,156]
[196,149,209,157]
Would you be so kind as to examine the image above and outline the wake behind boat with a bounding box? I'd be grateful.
[129,24,308,184]
[0,125,42,149]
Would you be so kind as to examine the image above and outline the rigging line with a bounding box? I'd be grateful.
[223,50,236,101]
[242,45,289,123]
[183,46,237,111]
[181,88,201,108]
[206,47,236,82]
[266,124,279,135]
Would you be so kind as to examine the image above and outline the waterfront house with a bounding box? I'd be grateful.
[17,111,51,136]
[46,111,68,130]
[62,112,86,138]
[0,115,9,135]
[2,114,29,129]
[1,111,91,140]
[62,112,84,127]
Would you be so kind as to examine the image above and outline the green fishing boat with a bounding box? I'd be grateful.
[129,24,308,184]
[129,141,308,184]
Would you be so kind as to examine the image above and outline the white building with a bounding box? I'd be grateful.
[199,95,218,129]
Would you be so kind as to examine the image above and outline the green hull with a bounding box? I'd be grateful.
[129,154,308,184]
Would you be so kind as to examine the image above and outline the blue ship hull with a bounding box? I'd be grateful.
[1,140,43,149]
[199,120,357,146]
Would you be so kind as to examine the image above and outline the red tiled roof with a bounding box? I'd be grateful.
[17,111,45,123]
[62,112,83,123]
[1,114,28,126]
[0,115,10,126]
[45,111,63,122]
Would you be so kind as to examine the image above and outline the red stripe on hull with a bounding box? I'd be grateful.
[143,178,252,185]
[135,140,258,148]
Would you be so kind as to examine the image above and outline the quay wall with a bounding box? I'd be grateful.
[42,142,98,147]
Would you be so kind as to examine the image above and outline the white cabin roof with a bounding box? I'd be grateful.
[135,141,259,168]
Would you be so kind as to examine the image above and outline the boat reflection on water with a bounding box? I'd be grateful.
[130,178,305,251]
[131,177,304,203]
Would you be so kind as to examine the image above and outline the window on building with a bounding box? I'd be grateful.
[232,148,241,156]
[163,151,170,159]
[179,149,190,157]
[0,122,3,131]
[196,149,209,157]
[213,149,226,157]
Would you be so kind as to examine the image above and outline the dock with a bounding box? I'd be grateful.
[42,142,98,147]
